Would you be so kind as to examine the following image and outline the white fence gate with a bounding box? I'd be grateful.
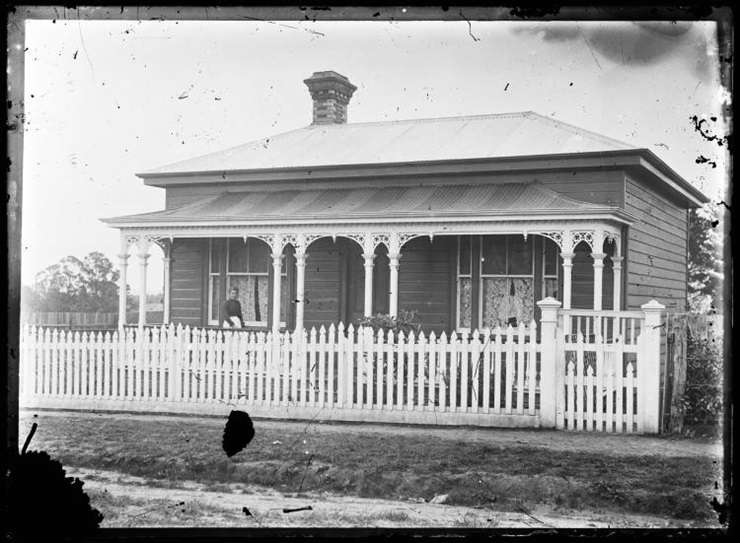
[19,298,665,433]
[556,303,663,433]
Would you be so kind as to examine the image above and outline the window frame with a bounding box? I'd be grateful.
[207,239,223,326]
[208,238,288,328]
[476,235,535,331]
[456,235,473,332]
[225,238,271,328]
[541,237,560,300]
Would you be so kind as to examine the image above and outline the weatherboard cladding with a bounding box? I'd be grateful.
[170,239,207,326]
[108,182,616,225]
[398,237,454,331]
[143,111,635,175]
[303,238,342,330]
[299,237,452,333]
[622,173,688,401]
[623,174,688,313]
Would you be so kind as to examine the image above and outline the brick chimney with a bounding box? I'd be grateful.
[303,71,357,125]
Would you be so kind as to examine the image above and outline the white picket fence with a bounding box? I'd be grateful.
[19,299,665,433]
[19,321,542,427]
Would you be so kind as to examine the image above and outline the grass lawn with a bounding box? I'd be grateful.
[19,410,723,525]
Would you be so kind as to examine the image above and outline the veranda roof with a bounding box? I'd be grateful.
[141,111,634,175]
[103,182,630,227]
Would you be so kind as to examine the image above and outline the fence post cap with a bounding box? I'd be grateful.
[536,297,562,309]
[641,299,666,312]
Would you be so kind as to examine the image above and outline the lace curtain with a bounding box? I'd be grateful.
[481,277,534,328]
[228,276,269,324]
[458,277,472,328]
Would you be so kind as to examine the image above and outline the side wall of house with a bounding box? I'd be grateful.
[169,239,207,326]
[623,173,689,313]
[623,173,690,424]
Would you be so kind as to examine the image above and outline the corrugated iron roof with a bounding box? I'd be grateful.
[142,111,635,175]
[104,182,622,225]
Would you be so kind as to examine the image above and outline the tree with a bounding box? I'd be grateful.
[32,252,121,312]
[21,285,44,316]
[688,205,723,313]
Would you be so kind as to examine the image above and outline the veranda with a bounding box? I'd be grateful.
[20,298,665,434]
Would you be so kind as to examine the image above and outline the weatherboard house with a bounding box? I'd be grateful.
[103,71,708,335]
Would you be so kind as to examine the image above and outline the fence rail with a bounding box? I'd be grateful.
[560,308,644,344]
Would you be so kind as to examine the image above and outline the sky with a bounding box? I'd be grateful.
[20,19,728,296]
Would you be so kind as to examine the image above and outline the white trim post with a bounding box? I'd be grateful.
[117,249,129,330]
[162,245,171,324]
[561,252,574,310]
[612,256,623,312]
[363,252,375,317]
[639,299,665,433]
[271,251,283,334]
[592,253,605,311]
[388,252,401,318]
[136,239,151,329]
[295,250,307,332]
[537,297,562,428]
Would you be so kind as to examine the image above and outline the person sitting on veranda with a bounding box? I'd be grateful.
[222,287,244,328]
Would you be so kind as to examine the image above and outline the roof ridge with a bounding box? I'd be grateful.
[527,180,615,209]
[523,111,635,149]
[102,192,224,222]
[168,192,224,212]
[139,126,309,175]
[326,111,533,127]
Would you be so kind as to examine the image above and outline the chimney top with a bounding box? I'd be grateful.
[303,71,357,125]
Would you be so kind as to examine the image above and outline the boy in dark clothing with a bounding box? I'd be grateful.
[222,287,244,328]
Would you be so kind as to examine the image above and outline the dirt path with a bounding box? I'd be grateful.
[72,467,707,528]
[29,408,722,459]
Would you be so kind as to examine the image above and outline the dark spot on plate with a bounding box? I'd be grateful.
[222,410,255,457]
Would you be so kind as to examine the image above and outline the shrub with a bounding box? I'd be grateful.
[679,334,723,436]
[355,311,424,404]
[7,450,104,539]
[356,310,422,336]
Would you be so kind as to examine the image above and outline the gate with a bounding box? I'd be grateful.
[551,302,663,433]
